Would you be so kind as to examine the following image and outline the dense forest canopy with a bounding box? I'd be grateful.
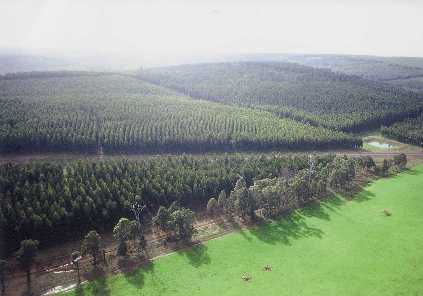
[381,114,423,147]
[0,73,359,153]
[273,54,423,81]
[387,77,423,93]
[0,154,316,251]
[139,62,423,131]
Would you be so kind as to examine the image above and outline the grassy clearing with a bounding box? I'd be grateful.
[362,134,422,153]
[63,166,423,296]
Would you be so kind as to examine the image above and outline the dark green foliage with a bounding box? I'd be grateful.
[152,206,172,234]
[381,114,423,147]
[278,54,423,81]
[328,158,356,189]
[139,62,423,132]
[217,190,227,212]
[231,155,366,220]
[231,177,256,220]
[360,156,376,170]
[15,239,39,294]
[206,198,218,216]
[113,218,135,256]
[393,154,407,170]
[153,202,195,242]
[82,231,101,268]
[169,208,195,242]
[388,77,423,93]
[0,73,357,153]
[0,154,319,251]
[0,259,6,294]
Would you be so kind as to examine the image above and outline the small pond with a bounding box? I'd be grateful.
[367,141,393,149]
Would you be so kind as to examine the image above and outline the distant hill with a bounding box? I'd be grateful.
[0,72,358,153]
[139,62,423,131]
[0,54,80,75]
[231,54,423,93]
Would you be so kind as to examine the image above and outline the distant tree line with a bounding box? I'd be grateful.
[138,62,423,132]
[381,114,423,147]
[0,153,408,295]
[0,71,111,80]
[0,154,315,252]
[0,74,360,153]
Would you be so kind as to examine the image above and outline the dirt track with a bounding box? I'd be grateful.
[1,150,423,165]
[3,150,423,295]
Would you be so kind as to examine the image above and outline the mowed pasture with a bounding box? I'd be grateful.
[63,165,423,296]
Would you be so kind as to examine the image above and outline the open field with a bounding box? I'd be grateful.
[362,134,423,153]
[62,165,423,296]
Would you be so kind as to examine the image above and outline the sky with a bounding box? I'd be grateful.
[1,0,423,62]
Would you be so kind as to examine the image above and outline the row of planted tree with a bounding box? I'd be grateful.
[0,153,408,295]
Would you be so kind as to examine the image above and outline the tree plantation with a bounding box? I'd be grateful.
[0,73,359,153]
[139,62,423,131]
[381,114,423,147]
[0,153,316,251]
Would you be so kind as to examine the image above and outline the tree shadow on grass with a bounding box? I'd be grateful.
[222,218,253,242]
[82,268,110,296]
[178,243,211,268]
[402,168,422,176]
[90,276,110,296]
[121,258,155,289]
[75,286,85,296]
[300,202,331,221]
[249,213,324,246]
[353,188,375,203]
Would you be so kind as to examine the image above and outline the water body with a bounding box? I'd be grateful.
[368,141,393,149]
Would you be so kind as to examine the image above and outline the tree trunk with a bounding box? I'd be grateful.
[76,262,80,284]
[1,275,5,294]
[26,268,31,295]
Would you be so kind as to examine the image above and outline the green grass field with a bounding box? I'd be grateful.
[65,166,423,296]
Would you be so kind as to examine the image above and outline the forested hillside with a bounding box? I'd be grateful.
[388,77,423,93]
[0,154,316,250]
[381,114,423,147]
[274,54,423,81]
[0,54,77,75]
[139,62,423,131]
[0,73,358,153]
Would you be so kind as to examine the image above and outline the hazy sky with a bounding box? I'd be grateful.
[1,0,423,59]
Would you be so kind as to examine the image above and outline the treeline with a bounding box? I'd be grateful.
[0,74,360,153]
[0,154,314,252]
[208,153,406,221]
[0,153,409,295]
[281,54,423,81]
[381,114,423,147]
[138,62,423,132]
[0,71,112,80]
